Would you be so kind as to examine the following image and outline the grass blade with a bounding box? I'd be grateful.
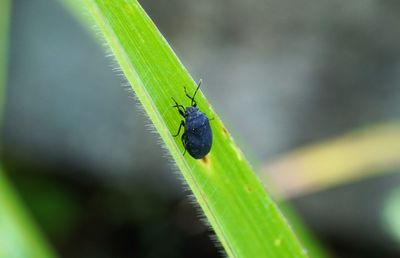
[81,0,315,257]
[263,122,400,198]
[0,172,57,258]
[0,1,57,257]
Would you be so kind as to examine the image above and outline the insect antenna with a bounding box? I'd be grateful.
[185,79,202,107]
[192,79,202,106]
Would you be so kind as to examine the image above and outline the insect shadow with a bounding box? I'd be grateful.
[171,80,213,159]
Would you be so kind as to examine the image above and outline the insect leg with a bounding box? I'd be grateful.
[173,120,185,137]
[181,133,187,156]
[171,97,185,117]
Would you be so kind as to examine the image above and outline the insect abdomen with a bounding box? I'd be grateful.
[184,114,212,159]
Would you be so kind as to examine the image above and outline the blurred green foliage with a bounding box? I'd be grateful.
[383,186,400,243]
[0,1,56,257]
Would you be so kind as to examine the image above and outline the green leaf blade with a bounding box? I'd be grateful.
[83,0,312,257]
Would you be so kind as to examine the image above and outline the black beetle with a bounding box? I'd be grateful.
[172,80,212,159]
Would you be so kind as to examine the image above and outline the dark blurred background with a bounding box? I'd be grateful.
[4,0,400,257]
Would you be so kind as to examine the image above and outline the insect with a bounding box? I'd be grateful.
[172,80,212,159]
